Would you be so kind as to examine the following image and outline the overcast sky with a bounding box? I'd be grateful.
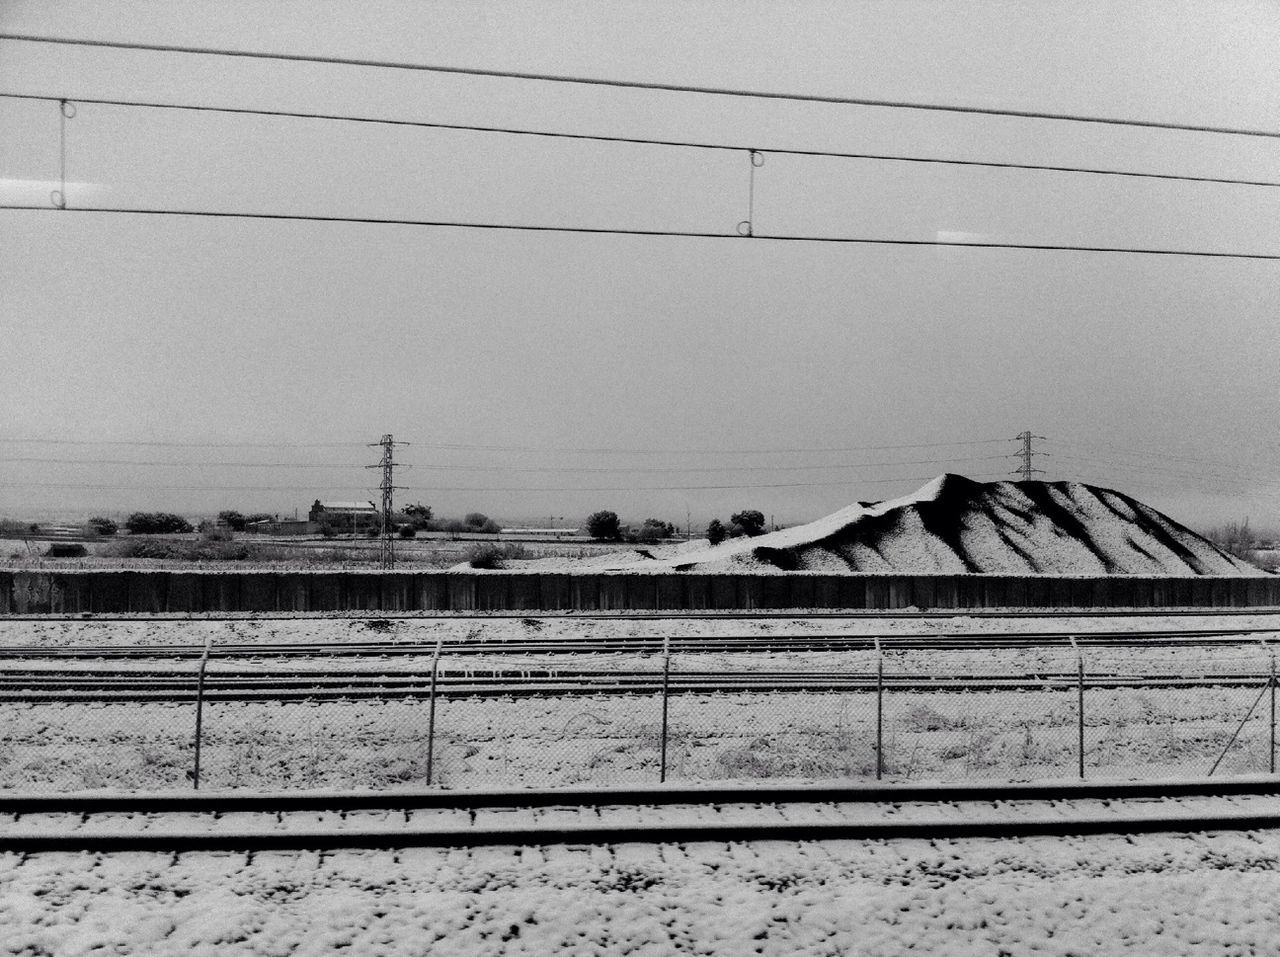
[1,1,1278,529]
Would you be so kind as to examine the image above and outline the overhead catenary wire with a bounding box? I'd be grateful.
[5,206,1279,261]
[3,33,1279,139]
[5,92,1278,190]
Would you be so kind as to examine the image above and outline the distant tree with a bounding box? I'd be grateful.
[87,516,118,536]
[218,510,247,531]
[706,518,726,546]
[587,510,622,541]
[398,524,416,539]
[442,519,466,538]
[403,503,434,529]
[1212,518,1257,560]
[730,509,767,537]
[198,520,233,542]
[125,512,193,535]
[628,518,675,543]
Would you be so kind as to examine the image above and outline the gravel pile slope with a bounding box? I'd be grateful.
[626,474,1260,576]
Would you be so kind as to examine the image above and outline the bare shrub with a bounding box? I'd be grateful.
[467,543,527,569]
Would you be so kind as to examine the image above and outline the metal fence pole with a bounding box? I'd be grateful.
[875,637,883,781]
[192,636,212,790]
[1270,653,1276,775]
[659,635,671,783]
[1070,636,1084,780]
[425,635,443,787]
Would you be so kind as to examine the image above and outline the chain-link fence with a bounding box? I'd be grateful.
[1,638,1277,791]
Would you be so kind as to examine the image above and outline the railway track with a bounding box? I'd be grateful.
[0,667,1272,701]
[1,626,1277,659]
[3,778,1279,852]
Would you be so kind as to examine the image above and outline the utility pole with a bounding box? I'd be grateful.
[1011,430,1047,482]
[366,434,410,569]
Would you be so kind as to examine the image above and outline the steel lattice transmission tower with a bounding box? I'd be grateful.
[366,434,410,568]
[1011,430,1048,481]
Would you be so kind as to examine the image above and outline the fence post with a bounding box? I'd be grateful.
[192,636,212,790]
[875,637,883,781]
[425,634,443,787]
[1071,636,1084,780]
[1270,652,1276,775]
[659,635,671,783]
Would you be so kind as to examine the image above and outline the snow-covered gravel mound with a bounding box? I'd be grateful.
[610,474,1262,576]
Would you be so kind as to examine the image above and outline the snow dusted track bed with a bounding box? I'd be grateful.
[5,781,1280,954]
[5,615,1280,953]
[3,779,1280,850]
[2,611,1280,792]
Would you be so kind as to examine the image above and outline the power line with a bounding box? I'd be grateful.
[0,482,365,492]
[415,438,1011,454]
[6,206,1279,261]
[1053,437,1279,473]
[365,433,408,568]
[0,472,1011,494]
[0,453,1012,473]
[1011,430,1047,481]
[1053,454,1280,490]
[0,436,1026,456]
[403,473,1014,492]
[3,33,1278,139]
[0,457,367,469]
[5,92,1278,189]
[0,437,366,449]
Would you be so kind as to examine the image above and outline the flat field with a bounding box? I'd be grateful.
[0,535,620,570]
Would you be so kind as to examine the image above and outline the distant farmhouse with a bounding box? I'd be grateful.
[309,500,380,532]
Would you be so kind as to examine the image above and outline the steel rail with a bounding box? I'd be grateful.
[0,666,1271,682]
[9,811,1280,852]
[0,627,1275,659]
[3,776,1276,813]
[0,673,1272,702]
[4,777,1280,851]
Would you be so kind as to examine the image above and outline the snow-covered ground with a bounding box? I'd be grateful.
[2,828,1279,955]
[4,610,1280,647]
[2,614,1279,792]
[5,614,1280,954]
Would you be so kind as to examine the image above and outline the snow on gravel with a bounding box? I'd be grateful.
[554,474,1263,576]
[2,828,1279,955]
[3,614,1280,793]
[4,611,1280,649]
[7,792,1280,836]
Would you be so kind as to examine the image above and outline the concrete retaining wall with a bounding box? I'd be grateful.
[2,570,1278,614]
